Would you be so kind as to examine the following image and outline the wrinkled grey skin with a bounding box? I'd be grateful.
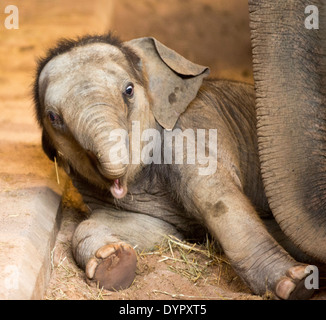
[249,0,326,263]
[34,34,314,299]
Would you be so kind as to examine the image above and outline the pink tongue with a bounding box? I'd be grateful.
[110,179,126,199]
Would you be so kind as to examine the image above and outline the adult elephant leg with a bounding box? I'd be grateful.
[72,208,183,291]
[263,218,317,264]
[249,0,326,261]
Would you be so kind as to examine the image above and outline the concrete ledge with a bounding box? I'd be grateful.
[0,184,62,299]
[0,0,115,300]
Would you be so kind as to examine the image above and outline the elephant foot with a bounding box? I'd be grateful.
[85,242,137,291]
[275,265,314,300]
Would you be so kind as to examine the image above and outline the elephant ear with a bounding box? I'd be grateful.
[125,37,210,130]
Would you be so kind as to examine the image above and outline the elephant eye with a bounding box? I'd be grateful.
[47,111,63,127]
[124,83,134,97]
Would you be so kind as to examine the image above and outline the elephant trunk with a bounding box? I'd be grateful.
[69,100,129,197]
[249,0,326,261]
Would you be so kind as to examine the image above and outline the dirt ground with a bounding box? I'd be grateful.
[44,179,258,301]
[1,0,325,300]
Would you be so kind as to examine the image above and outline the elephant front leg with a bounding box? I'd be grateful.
[72,208,183,291]
[72,218,137,291]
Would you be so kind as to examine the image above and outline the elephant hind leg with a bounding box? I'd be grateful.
[275,265,314,300]
[194,180,315,299]
[72,209,183,291]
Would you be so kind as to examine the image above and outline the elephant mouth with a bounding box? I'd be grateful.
[110,178,127,199]
[86,150,128,199]
[97,168,128,200]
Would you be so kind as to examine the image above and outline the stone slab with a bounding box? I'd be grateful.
[0,141,66,299]
[0,185,61,299]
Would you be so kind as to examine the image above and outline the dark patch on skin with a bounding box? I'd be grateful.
[212,200,228,217]
[168,87,182,105]
[169,92,177,104]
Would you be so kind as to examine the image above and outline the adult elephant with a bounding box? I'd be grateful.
[249,0,326,262]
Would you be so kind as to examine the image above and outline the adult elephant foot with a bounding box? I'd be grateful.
[275,265,314,300]
[86,242,137,291]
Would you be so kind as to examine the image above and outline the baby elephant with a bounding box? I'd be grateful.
[34,33,313,299]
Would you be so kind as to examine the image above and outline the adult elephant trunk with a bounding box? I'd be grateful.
[68,100,129,181]
[249,0,326,262]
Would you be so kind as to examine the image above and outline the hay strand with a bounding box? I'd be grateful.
[54,156,60,185]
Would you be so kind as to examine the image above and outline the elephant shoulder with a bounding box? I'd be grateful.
[201,78,255,98]
[197,78,256,117]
